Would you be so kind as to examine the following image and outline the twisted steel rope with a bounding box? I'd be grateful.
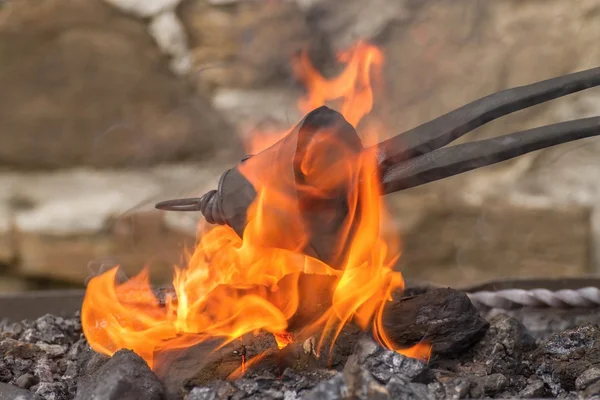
[467,287,600,310]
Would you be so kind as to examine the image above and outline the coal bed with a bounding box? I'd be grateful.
[2,287,600,400]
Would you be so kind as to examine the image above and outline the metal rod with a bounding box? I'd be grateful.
[155,197,203,212]
[380,116,600,194]
[374,66,600,174]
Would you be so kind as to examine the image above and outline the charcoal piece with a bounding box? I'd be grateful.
[583,380,600,398]
[429,373,509,400]
[482,307,600,341]
[385,376,434,400]
[343,363,389,400]
[75,349,164,400]
[0,382,41,400]
[185,381,237,400]
[33,357,57,383]
[281,369,339,396]
[162,325,362,400]
[0,338,42,360]
[302,373,346,400]
[33,381,69,399]
[67,338,88,361]
[464,315,536,376]
[157,335,276,400]
[0,361,12,382]
[428,378,471,400]
[18,314,80,347]
[381,288,489,355]
[302,364,390,400]
[184,369,339,400]
[233,375,287,399]
[36,343,67,358]
[480,373,508,395]
[517,379,547,399]
[15,373,37,389]
[76,345,109,376]
[0,320,23,339]
[185,387,217,400]
[0,338,40,379]
[532,324,600,394]
[346,337,426,384]
[575,367,600,391]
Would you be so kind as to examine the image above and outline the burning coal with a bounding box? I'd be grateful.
[80,41,432,371]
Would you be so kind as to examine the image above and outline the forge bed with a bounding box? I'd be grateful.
[2,280,600,400]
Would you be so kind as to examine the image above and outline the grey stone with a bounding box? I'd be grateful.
[0,0,239,170]
[75,349,164,400]
[0,382,41,400]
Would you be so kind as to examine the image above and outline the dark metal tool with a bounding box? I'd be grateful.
[155,67,600,261]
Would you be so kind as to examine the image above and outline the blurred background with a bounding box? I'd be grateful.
[1,0,600,294]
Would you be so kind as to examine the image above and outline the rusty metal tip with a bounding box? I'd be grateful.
[155,197,203,212]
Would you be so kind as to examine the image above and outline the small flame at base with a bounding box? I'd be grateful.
[81,40,431,373]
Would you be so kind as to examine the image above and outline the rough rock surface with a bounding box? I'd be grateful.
[0,163,226,286]
[394,203,591,286]
[0,0,239,169]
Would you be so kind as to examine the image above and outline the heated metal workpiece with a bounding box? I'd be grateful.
[156,66,600,224]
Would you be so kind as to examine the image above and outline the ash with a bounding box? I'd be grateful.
[3,308,600,399]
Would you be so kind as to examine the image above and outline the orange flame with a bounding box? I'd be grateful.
[81,41,431,371]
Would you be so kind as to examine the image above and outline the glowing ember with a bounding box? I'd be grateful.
[81,40,432,371]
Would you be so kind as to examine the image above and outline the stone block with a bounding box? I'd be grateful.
[395,203,591,287]
[0,0,240,169]
[7,164,225,285]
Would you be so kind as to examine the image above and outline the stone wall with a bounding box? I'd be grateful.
[1,0,600,292]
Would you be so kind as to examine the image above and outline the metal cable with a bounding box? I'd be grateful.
[467,287,600,310]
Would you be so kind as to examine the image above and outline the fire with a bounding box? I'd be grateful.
[81,41,432,371]
[246,41,384,155]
